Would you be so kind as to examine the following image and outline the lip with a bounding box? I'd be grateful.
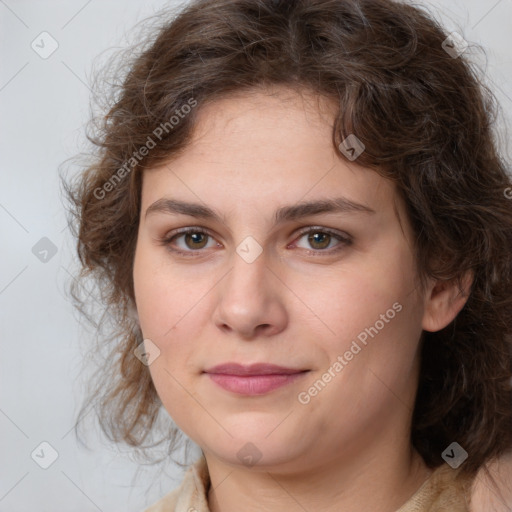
[203,363,309,395]
[204,362,307,375]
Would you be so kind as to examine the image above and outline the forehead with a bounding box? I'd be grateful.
[191,85,339,154]
[140,86,407,233]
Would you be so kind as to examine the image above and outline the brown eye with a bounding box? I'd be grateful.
[160,227,219,254]
[307,232,332,250]
[293,227,352,255]
[184,232,209,249]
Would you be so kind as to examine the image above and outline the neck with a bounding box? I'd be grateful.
[206,442,431,512]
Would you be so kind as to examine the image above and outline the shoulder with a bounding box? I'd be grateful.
[143,487,180,512]
[397,464,474,512]
[143,456,211,512]
[470,453,512,512]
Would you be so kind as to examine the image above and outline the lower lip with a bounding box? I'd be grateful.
[206,372,308,395]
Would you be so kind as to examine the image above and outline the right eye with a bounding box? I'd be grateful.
[158,227,222,256]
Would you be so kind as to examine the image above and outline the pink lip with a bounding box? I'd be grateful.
[204,363,309,395]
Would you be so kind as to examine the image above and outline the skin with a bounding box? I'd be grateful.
[471,453,512,511]
[132,85,472,512]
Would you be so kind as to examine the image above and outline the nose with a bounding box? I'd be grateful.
[212,248,288,340]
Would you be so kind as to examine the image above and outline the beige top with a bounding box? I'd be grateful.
[144,456,472,512]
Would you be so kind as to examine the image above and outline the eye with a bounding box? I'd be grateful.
[292,227,352,254]
[157,226,352,257]
[159,227,220,255]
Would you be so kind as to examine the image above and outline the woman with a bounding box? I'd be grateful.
[64,0,512,510]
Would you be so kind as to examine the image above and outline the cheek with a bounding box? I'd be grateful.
[133,244,213,385]
[133,248,204,428]
[305,249,418,348]
[133,242,203,339]
[305,248,423,407]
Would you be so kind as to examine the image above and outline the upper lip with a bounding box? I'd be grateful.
[204,363,308,376]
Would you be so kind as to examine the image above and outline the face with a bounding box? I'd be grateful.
[133,86,428,472]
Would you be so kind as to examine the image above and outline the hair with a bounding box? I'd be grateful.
[62,0,512,486]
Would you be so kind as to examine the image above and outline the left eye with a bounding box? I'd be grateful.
[293,229,350,252]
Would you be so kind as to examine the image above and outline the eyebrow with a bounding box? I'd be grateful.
[145,197,376,223]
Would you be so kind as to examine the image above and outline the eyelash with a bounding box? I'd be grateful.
[157,226,352,257]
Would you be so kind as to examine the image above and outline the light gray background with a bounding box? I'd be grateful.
[1,0,511,510]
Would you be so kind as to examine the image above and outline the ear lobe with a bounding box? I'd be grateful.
[421,270,474,333]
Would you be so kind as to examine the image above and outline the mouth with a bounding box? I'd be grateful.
[203,363,310,395]
[204,362,308,375]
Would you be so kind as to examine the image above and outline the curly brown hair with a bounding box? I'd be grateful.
[62,0,512,482]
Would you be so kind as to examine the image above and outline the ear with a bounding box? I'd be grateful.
[421,270,474,333]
